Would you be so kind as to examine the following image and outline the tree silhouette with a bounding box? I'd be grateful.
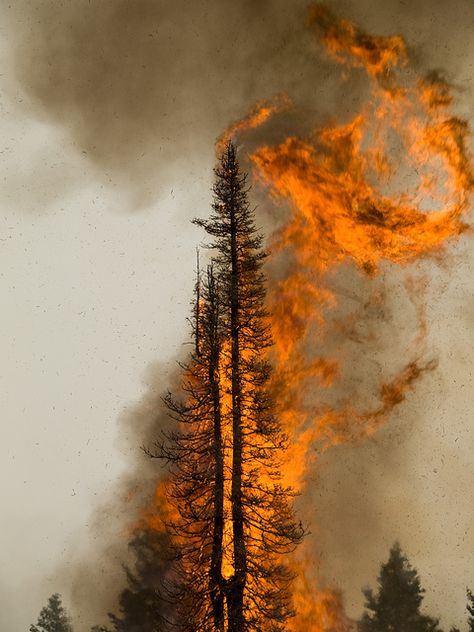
[467,588,474,632]
[148,262,226,631]
[360,543,441,632]
[30,593,73,632]
[107,529,172,632]
[149,141,303,631]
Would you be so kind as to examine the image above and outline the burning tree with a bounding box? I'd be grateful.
[149,141,303,631]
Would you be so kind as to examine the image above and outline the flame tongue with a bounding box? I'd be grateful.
[308,3,408,93]
[142,5,472,631]
[215,93,291,155]
[249,3,472,455]
[242,4,471,629]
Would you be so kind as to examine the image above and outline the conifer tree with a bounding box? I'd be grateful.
[30,593,73,632]
[360,543,441,632]
[107,529,172,632]
[466,588,474,632]
[153,263,226,631]
[150,141,303,631]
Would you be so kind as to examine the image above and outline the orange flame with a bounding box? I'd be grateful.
[141,5,472,630]
[308,3,407,94]
[216,93,291,154]
[291,573,356,632]
[249,5,471,630]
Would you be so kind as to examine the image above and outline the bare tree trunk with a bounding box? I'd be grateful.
[227,197,246,632]
[207,271,226,632]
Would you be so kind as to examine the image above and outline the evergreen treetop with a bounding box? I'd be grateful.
[30,593,73,632]
[466,588,474,632]
[148,140,303,632]
[360,542,441,632]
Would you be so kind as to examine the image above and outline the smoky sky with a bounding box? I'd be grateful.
[7,0,319,206]
[7,0,473,208]
[57,358,183,630]
[5,1,474,630]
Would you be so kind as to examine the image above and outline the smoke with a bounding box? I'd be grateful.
[4,0,473,206]
[6,0,323,209]
[51,359,182,630]
[7,0,473,630]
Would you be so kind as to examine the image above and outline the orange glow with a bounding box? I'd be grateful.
[140,5,472,630]
[139,478,176,534]
[216,93,291,154]
[290,564,356,632]
[250,4,471,629]
[308,3,407,95]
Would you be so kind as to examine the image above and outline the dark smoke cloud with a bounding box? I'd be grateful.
[7,0,326,207]
[6,0,474,207]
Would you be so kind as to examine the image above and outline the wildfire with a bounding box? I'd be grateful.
[291,569,355,632]
[212,3,473,629]
[141,4,472,631]
[308,3,407,93]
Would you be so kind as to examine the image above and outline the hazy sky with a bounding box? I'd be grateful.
[1,1,474,630]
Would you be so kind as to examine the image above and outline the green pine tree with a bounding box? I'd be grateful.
[360,543,441,632]
[30,593,73,632]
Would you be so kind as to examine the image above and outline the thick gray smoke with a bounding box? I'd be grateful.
[7,0,320,209]
[5,0,472,210]
[53,359,184,630]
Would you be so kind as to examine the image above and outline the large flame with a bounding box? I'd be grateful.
[250,1,471,487]
[141,4,472,630]
[221,3,471,629]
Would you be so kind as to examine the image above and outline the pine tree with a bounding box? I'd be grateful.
[107,529,172,632]
[466,588,474,632]
[30,593,73,632]
[149,141,303,631]
[195,140,304,632]
[148,263,226,631]
[360,543,441,632]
